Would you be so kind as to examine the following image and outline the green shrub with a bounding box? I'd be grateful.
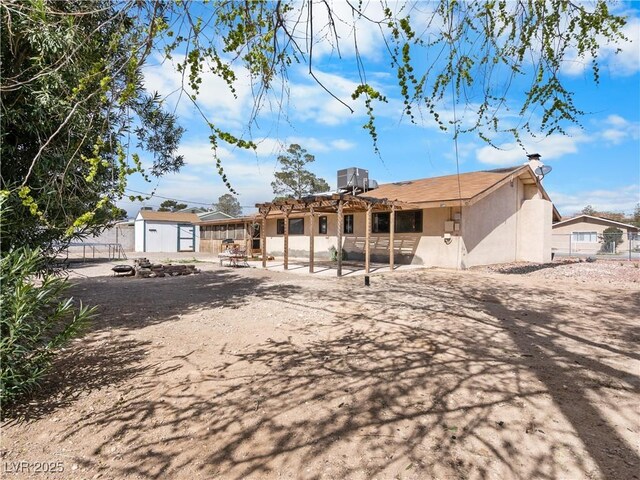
[602,227,624,246]
[0,247,94,405]
[328,245,348,261]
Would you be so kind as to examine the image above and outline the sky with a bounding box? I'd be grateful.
[119,1,640,218]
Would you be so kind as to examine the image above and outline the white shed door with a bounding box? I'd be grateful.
[178,224,195,252]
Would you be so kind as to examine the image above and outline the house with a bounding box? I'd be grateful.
[254,156,560,274]
[552,215,639,254]
[198,215,260,254]
[134,210,200,252]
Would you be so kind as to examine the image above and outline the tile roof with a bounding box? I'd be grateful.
[362,167,526,205]
[137,210,200,223]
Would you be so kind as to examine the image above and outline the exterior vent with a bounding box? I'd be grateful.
[337,167,369,192]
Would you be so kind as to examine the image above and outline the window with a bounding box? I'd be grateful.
[395,210,423,233]
[572,231,598,243]
[344,214,354,234]
[373,212,390,233]
[277,218,305,235]
[319,216,328,234]
[372,210,422,233]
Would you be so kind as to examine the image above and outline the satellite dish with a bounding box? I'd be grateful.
[534,165,552,178]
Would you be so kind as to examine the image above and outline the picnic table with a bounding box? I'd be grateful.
[218,250,249,267]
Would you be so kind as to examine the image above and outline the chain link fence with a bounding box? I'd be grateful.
[552,232,640,260]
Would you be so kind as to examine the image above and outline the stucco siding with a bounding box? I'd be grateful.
[461,182,519,267]
[552,219,634,254]
[263,207,464,267]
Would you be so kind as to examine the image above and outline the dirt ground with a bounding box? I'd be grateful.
[2,259,639,480]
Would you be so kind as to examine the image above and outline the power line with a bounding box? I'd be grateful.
[124,189,257,208]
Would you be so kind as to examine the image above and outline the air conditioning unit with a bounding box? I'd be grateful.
[337,167,369,191]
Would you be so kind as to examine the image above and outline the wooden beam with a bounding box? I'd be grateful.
[389,205,395,271]
[309,207,315,273]
[365,204,372,274]
[283,208,290,270]
[261,214,267,268]
[336,200,343,277]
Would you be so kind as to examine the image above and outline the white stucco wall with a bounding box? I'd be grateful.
[134,217,145,252]
[461,179,552,267]
[461,182,519,267]
[517,198,552,263]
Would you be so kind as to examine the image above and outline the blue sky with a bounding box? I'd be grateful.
[120,1,640,217]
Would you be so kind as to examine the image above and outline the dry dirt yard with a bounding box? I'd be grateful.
[2,260,639,480]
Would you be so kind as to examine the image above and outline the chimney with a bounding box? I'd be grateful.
[525,153,544,180]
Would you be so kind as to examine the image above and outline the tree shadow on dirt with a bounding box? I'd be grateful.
[67,269,293,332]
[43,269,640,479]
[3,334,158,422]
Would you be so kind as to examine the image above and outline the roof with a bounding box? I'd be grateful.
[361,165,561,221]
[362,167,523,205]
[553,214,639,231]
[178,206,209,214]
[255,165,561,221]
[136,210,200,223]
[198,210,235,221]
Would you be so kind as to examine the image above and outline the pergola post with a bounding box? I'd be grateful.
[389,205,396,271]
[365,204,372,274]
[243,221,249,253]
[309,207,315,273]
[260,210,268,269]
[283,209,290,270]
[336,200,343,277]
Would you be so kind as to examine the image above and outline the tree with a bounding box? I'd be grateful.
[1,1,184,255]
[632,204,640,227]
[601,227,624,250]
[114,208,129,221]
[2,1,629,248]
[158,200,188,212]
[578,206,627,223]
[271,145,330,199]
[214,194,242,217]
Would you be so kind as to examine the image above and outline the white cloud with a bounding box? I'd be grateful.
[288,70,365,125]
[600,114,640,145]
[562,14,640,77]
[549,185,640,216]
[285,1,397,60]
[475,129,591,165]
[143,55,255,129]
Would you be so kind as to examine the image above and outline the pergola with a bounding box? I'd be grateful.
[255,193,408,277]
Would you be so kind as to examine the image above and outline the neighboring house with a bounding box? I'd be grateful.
[177,206,209,214]
[198,210,235,222]
[134,210,200,253]
[552,215,639,254]
[255,158,561,272]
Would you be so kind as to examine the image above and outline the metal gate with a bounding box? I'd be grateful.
[177,224,195,252]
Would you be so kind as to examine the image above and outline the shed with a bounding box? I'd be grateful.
[134,210,200,253]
